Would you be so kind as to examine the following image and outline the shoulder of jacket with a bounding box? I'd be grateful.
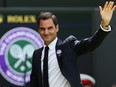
[34,47,43,53]
[65,35,77,41]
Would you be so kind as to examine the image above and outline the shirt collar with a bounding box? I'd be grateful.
[44,37,58,50]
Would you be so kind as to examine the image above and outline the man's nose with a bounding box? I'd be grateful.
[44,29,49,35]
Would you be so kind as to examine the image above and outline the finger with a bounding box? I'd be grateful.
[104,1,108,9]
[112,5,116,11]
[99,6,103,12]
[108,1,114,10]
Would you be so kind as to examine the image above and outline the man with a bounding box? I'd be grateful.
[30,1,116,87]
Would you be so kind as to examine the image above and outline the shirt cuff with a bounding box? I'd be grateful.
[100,24,111,32]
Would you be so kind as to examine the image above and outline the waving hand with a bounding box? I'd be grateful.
[99,1,116,29]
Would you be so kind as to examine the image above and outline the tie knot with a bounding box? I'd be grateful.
[45,46,49,51]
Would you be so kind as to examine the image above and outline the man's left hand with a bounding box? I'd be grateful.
[99,1,116,29]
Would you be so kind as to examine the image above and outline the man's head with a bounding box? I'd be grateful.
[38,12,59,45]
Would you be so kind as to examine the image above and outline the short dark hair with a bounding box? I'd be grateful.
[38,12,58,26]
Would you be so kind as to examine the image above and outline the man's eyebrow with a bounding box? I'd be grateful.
[48,26,53,29]
[39,27,45,29]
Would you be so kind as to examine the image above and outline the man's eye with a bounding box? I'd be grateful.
[48,27,53,30]
[40,28,45,31]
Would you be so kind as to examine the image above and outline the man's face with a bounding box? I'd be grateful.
[39,18,59,45]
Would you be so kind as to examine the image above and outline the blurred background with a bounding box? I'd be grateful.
[0,0,116,87]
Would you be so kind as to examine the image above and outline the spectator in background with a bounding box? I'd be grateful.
[80,74,96,87]
[112,82,116,87]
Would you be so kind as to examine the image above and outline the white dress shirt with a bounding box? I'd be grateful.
[41,37,71,87]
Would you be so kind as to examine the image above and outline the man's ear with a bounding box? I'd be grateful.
[56,24,59,32]
[38,28,40,33]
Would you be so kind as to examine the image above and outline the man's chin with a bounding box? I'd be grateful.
[44,39,51,45]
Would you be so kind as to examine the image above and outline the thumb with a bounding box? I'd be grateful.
[99,6,102,12]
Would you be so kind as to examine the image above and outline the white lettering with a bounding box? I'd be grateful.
[0,43,7,55]
[4,31,41,46]
[6,70,24,82]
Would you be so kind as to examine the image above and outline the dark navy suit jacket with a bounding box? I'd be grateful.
[30,28,110,87]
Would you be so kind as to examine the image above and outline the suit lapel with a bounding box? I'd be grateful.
[55,39,62,67]
[37,47,43,86]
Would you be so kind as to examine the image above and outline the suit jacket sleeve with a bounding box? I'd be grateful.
[30,50,38,87]
[69,27,111,56]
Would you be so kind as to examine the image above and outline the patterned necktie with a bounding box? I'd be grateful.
[43,46,49,87]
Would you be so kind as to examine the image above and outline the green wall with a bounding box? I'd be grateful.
[0,0,115,7]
